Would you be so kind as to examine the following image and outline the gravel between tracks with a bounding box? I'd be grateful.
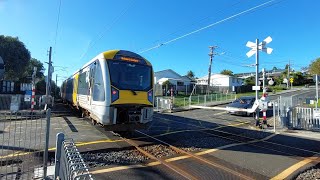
[141,144,179,158]
[295,165,320,180]
[82,149,148,168]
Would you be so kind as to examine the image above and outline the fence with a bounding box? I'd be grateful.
[276,90,320,131]
[0,109,51,179]
[54,133,92,180]
[0,94,43,111]
[155,93,236,112]
[290,107,320,131]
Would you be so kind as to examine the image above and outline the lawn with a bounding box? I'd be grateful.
[173,93,236,107]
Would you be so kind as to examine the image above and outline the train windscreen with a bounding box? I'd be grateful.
[108,61,152,91]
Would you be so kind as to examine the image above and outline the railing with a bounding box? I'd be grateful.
[0,109,51,179]
[54,133,92,180]
[291,107,320,131]
[154,93,236,112]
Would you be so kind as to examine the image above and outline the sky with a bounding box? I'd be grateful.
[0,0,319,85]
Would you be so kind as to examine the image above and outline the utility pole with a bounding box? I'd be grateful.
[45,47,53,110]
[287,60,290,89]
[55,74,58,98]
[207,46,216,94]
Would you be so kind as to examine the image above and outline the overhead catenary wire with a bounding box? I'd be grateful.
[140,0,247,51]
[79,0,135,61]
[139,0,281,54]
[53,0,62,52]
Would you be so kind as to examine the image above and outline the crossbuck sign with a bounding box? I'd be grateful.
[246,36,273,58]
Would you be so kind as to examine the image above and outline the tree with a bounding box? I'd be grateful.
[292,71,306,86]
[0,35,31,80]
[162,80,172,87]
[244,76,255,85]
[272,66,278,71]
[186,70,195,78]
[220,69,233,76]
[309,57,320,75]
[21,58,45,82]
[285,64,289,70]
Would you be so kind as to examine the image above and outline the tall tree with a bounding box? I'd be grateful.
[244,76,255,85]
[220,69,233,76]
[21,58,45,82]
[186,70,195,78]
[272,66,278,71]
[0,35,31,80]
[309,57,320,75]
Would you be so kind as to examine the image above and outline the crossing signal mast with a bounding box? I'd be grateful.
[246,36,273,126]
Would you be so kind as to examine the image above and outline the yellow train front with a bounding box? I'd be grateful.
[61,50,154,131]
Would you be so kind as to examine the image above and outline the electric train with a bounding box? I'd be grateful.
[61,50,154,131]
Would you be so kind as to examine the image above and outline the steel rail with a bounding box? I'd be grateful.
[136,130,255,180]
[111,132,198,180]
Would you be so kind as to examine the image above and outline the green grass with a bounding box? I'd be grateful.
[173,93,236,107]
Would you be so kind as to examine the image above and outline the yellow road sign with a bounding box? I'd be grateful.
[290,78,294,83]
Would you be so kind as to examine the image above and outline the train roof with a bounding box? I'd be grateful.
[63,50,151,83]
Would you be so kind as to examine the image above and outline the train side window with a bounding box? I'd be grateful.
[92,60,105,101]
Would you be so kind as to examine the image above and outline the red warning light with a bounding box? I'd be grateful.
[112,90,117,95]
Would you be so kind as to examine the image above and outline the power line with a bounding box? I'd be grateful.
[139,0,281,54]
[139,0,247,51]
[53,0,62,52]
[79,0,135,61]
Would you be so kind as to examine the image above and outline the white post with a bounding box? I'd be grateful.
[255,39,260,126]
[273,102,276,133]
[262,68,265,91]
[316,74,319,109]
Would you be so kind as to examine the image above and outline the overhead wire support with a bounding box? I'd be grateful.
[139,0,279,54]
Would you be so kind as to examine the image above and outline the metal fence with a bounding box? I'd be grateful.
[54,133,92,180]
[291,107,320,130]
[155,93,236,112]
[276,91,320,131]
[0,109,51,179]
[0,94,43,111]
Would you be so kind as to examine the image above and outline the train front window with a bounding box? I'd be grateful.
[108,61,152,91]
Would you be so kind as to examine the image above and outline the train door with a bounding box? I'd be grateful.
[91,60,105,105]
[89,62,96,106]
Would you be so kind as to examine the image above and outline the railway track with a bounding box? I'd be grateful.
[154,115,320,162]
[89,123,256,179]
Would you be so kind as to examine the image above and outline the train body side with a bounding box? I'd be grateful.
[61,50,154,130]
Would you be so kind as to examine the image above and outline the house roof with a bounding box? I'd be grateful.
[198,73,241,80]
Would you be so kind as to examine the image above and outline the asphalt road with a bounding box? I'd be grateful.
[87,107,320,180]
[2,88,320,179]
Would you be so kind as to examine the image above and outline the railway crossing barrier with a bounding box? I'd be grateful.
[0,109,51,179]
[54,133,92,180]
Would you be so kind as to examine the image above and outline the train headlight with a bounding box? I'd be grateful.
[148,89,153,104]
[111,87,119,102]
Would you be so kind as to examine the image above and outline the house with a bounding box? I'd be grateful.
[154,69,193,86]
[154,69,195,95]
[196,74,243,87]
